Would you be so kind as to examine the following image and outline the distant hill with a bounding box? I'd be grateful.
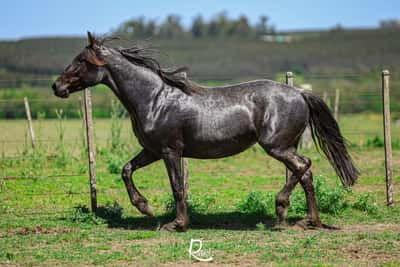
[0,29,399,81]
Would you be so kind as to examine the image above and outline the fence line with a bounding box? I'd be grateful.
[1,173,84,180]
[0,70,396,218]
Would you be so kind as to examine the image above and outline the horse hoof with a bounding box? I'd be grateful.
[295,219,340,230]
[160,220,187,232]
[271,222,290,231]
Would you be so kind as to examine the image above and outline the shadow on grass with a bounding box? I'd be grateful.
[93,205,302,231]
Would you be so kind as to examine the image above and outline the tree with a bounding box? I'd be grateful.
[115,17,156,38]
[158,15,185,39]
[232,15,252,37]
[191,15,205,38]
[255,15,269,36]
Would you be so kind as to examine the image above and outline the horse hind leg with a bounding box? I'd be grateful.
[297,169,322,228]
[260,144,311,227]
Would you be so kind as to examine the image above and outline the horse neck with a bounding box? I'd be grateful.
[102,54,166,114]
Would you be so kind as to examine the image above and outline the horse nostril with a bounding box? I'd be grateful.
[52,83,57,91]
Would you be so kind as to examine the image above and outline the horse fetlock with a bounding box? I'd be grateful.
[161,218,188,232]
[135,198,154,217]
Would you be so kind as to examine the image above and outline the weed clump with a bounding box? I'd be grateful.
[236,175,378,217]
[365,135,400,149]
[236,191,275,216]
[351,192,378,214]
[69,201,123,225]
[164,193,216,216]
[69,205,105,225]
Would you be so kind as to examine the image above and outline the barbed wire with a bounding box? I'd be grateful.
[0,71,396,87]
[1,173,84,180]
[0,209,75,217]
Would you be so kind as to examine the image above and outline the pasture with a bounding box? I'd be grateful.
[0,113,400,266]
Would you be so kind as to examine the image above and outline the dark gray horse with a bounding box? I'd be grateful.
[52,32,358,231]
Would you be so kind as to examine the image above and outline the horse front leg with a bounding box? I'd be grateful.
[122,149,160,217]
[160,148,189,232]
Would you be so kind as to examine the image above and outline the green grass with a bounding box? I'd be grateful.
[0,114,400,266]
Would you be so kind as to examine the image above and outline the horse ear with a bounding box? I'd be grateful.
[87,31,97,48]
[84,48,106,66]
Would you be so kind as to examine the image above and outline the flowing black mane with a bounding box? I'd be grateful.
[98,37,203,95]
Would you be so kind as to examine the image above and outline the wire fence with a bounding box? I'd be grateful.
[0,71,397,218]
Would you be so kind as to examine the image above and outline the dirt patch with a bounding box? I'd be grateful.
[339,246,399,266]
[5,226,73,236]
[341,223,400,233]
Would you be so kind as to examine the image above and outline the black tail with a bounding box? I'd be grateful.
[301,91,359,187]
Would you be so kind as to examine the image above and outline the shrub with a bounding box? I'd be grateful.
[365,135,400,149]
[236,191,275,216]
[106,154,125,174]
[69,202,124,225]
[366,136,384,148]
[351,192,378,214]
[69,205,105,225]
[236,175,379,217]
[314,177,348,215]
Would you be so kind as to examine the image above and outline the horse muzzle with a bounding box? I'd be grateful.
[52,82,70,98]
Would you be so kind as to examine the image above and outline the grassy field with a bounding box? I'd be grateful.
[1,114,400,266]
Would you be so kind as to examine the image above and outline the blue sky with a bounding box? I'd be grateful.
[1,0,399,40]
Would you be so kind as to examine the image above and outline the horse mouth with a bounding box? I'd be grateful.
[55,89,70,98]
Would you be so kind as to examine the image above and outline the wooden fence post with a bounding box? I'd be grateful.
[285,72,294,182]
[84,88,97,212]
[382,70,393,207]
[78,96,87,148]
[286,71,294,87]
[323,91,328,104]
[23,97,36,149]
[334,89,340,122]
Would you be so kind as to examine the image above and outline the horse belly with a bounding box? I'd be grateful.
[183,111,257,158]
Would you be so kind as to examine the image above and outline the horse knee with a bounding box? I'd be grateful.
[122,162,134,180]
[294,156,311,176]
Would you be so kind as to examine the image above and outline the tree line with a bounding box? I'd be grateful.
[113,12,275,39]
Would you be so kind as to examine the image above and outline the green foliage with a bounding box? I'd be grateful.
[164,193,216,216]
[115,12,274,40]
[365,135,400,149]
[54,109,70,169]
[69,202,123,225]
[351,192,378,214]
[236,191,275,216]
[69,205,105,225]
[314,177,348,215]
[237,176,377,217]
[105,153,125,174]
[109,99,126,152]
[96,99,129,174]
[366,136,384,148]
